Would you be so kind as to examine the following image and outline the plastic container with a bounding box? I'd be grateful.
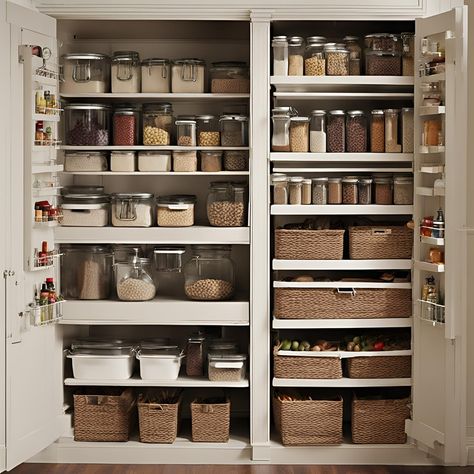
[171,59,205,93]
[310,110,326,153]
[312,177,328,205]
[64,151,108,172]
[328,177,343,204]
[385,109,402,153]
[61,53,110,94]
[186,334,206,377]
[272,107,295,152]
[209,62,250,93]
[327,110,345,153]
[220,114,248,147]
[342,177,359,204]
[304,37,326,76]
[358,178,373,205]
[207,340,239,355]
[344,36,362,75]
[143,103,173,145]
[272,36,289,76]
[156,195,196,227]
[346,111,367,153]
[370,110,385,153]
[138,151,172,172]
[288,177,303,205]
[288,36,304,76]
[61,193,110,227]
[176,120,196,146]
[290,117,309,152]
[196,115,220,146]
[111,51,141,93]
[65,104,111,146]
[374,176,393,205]
[393,176,414,205]
[111,193,154,227]
[272,174,288,205]
[113,107,140,146]
[153,246,186,273]
[208,354,247,382]
[365,51,401,76]
[325,45,350,76]
[207,182,247,227]
[137,347,184,380]
[110,151,136,172]
[402,108,414,153]
[141,58,170,93]
[224,151,248,171]
[115,251,156,301]
[401,33,415,76]
[173,151,198,172]
[200,151,223,172]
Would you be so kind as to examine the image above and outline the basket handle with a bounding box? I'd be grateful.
[335,288,356,297]
[371,228,392,235]
[85,395,111,406]
[201,405,215,414]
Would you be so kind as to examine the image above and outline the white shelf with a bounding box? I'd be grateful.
[272,167,412,174]
[419,145,445,154]
[54,226,250,245]
[60,146,249,151]
[415,261,445,273]
[62,171,250,176]
[32,186,62,197]
[64,375,249,388]
[60,298,249,326]
[419,164,444,174]
[271,205,414,215]
[419,105,446,116]
[272,259,412,271]
[270,153,413,163]
[273,91,414,100]
[59,92,250,101]
[416,186,445,197]
[32,164,63,174]
[420,73,446,83]
[420,236,445,246]
[272,318,413,329]
[272,377,412,388]
[33,113,61,122]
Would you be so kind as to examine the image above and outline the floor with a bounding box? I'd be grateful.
[9,466,474,474]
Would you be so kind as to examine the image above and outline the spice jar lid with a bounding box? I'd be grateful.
[288,36,304,46]
[306,36,327,44]
[156,194,197,205]
[173,58,205,65]
[272,173,287,183]
[394,176,413,183]
[347,110,365,116]
[371,109,385,115]
[62,53,109,61]
[342,177,359,183]
[114,106,140,115]
[384,108,401,114]
[402,107,414,112]
[289,177,304,183]
[111,192,154,200]
[344,36,360,41]
[302,178,312,185]
[141,58,170,66]
[329,110,345,116]
[175,119,196,125]
[188,333,206,343]
[272,35,288,43]
[195,114,216,121]
[311,110,326,116]
[219,114,248,122]
[290,116,310,122]
[112,51,140,62]
[374,176,393,183]
[312,177,329,182]
[358,177,373,184]
[153,245,186,255]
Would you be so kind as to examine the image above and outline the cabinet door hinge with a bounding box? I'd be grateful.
[3,270,15,279]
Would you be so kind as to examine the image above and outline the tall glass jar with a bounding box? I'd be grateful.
[184,245,235,301]
[272,36,288,76]
[385,109,402,153]
[401,32,415,76]
[358,178,373,205]
[325,45,350,76]
[327,110,345,153]
[176,120,197,146]
[374,176,393,205]
[141,58,170,93]
[220,114,248,147]
[370,110,385,153]
[288,177,303,205]
[186,333,206,376]
[111,51,141,93]
[290,117,309,152]
[143,103,173,145]
[113,106,140,146]
[328,177,343,204]
[342,177,359,204]
[115,251,156,301]
[310,110,326,153]
[312,177,328,205]
[346,110,367,153]
[207,182,247,227]
[272,107,295,152]
[402,108,414,153]
[288,36,304,76]
[65,104,111,146]
[196,115,220,146]
[271,174,288,205]
[304,37,326,76]
[344,36,362,75]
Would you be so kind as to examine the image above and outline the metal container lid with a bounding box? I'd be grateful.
[154,246,186,256]
[114,107,140,115]
[70,339,135,355]
[402,107,414,112]
[137,347,184,358]
[358,177,374,184]
[306,36,327,44]
[272,173,288,183]
[328,177,342,183]
[342,177,359,183]
[62,53,109,61]
[208,340,239,352]
[62,193,110,204]
[139,339,172,350]
[289,176,304,183]
[141,58,170,66]
[311,110,326,116]
[371,109,385,115]
[144,103,173,112]
[173,58,205,65]
[62,185,105,195]
[62,244,113,254]
[374,176,393,183]
[195,114,216,121]
[65,151,108,158]
[312,177,329,182]
[328,110,345,116]
[393,176,413,183]
[219,114,248,122]
[208,353,247,361]
[156,194,197,205]
[290,116,310,122]
[384,108,401,114]
[112,51,140,62]
[288,36,304,46]
[64,103,111,111]
[111,192,154,200]
[188,333,206,343]
[344,36,360,42]
[175,119,196,126]
[347,110,365,116]
[272,35,288,43]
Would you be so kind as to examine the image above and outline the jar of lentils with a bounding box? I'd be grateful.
[312,177,328,205]
[358,177,373,205]
[374,176,393,205]
[290,117,310,152]
[113,106,140,146]
[288,36,305,76]
[342,177,359,204]
[328,177,343,204]
[327,110,346,153]
[143,103,173,145]
[346,110,367,153]
[196,115,220,147]
[370,110,385,153]
[344,36,362,75]
[393,176,413,205]
[304,37,326,76]
[325,45,350,76]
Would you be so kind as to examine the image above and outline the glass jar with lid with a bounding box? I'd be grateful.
[141,58,170,93]
[271,107,295,152]
[176,120,196,146]
[113,106,140,146]
[186,333,206,377]
[304,37,326,76]
[200,151,223,172]
[344,36,362,75]
[207,182,247,227]
[393,176,414,205]
[220,114,248,147]
[111,193,154,227]
[328,177,343,204]
[173,150,198,172]
[110,151,136,172]
[64,151,108,172]
[370,110,385,153]
[346,111,367,153]
[196,115,220,146]
[271,174,288,205]
[61,244,113,300]
[325,45,350,76]
[209,62,250,93]
[60,193,110,227]
[365,51,401,75]
[342,176,359,204]
[401,33,415,76]
[272,36,289,76]
[61,53,110,93]
[374,176,393,205]
[143,103,173,145]
[138,150,172,172]
[310,110,326,153]
[312,177,328,205]
[327,110,346,153]
[111,51,141,93]
[364,33,402,53]
[183,245,235,301]
[290,117,310,152]
[65,104,111,146]
[385,109,402,152]
[153,246,186,273]
[358,178,373,205]
[171,59,205,93]
[288,36,304,76]
[402,108,414,153]
[288,176,303,205]
[156,195,197,227]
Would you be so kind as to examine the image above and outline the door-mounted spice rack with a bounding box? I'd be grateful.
[27,300,65,326]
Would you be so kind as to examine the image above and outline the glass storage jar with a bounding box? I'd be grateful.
[200,151,223,172]
[342,177,359,204]
[346,110,367,153]
[290,117,309,152]
[224,151,248,171]
[183,245,235,301]
[171,59,205,93]
[176,120,196,146]
[402,107,414,153]
[385,109,402,152]
[393,176,414,205]
[110,151,136,172]
[327,110,345,153]
[141,58,170,93]
[61,245,113,300]
[208,353,247,382]
[64,151,108,172]
[113,107,140,146]
[220,114,248,147]
[364,33,402,53]
[156,195,197,227]
[138,150,172,172]
[115,251,156,301]
[208,340,239,355]
[153,246,186,273]
[61,53,110,94]
[288,177,303,205]
[111,51,141,93]
[374,176,393,205]
[60,193,110,227]
[422,118,443,147]
[209,61,250,93]
[143,103,173,145]
[186,333,206,377]
[365,51,402,75]
[271,174,288,205]
[325,45,350,76]
[272,36,289,76]
[401,33,415,76]
[271,107,294,152]
[173,151,197,172]
[304,37,326,76]
[302,178,312,205]
[370,110,385,153]
[196,115,220,146]
[328,177,343,204]
[288,36,304,76]
[111,193,154,227]
[358,178,373,205]
[312,177,328,205]
[207,182,247,227]
[65,104,111,146]
[310,110,326,153]
[344,36,362,75]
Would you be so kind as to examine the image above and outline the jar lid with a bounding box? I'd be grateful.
[62,185,105,195]
[62,193,110,204]
[402,107,414,112]
[154,246,186,255]
[306,36,327,44]
[231,182,247,191]
[288,36,304,46]
[272,174,288,183]
[138,347,183,359]
[272,35,288,43]
[111,151,136,155]
[311,110,326,116]
[364,33,399,39]
[302,179,312,184]
[374,177,393,183]
[394,176,413,183]
[195,114,216,121]
[144,103,173,112]
[111,192,154,200]
[219,114,248,122]
[208,353,247,362]
[114,107,140,115]
[312,177,328,182]
[173,58,205,65]
[188,334,206,343]
[141,58,170,66]
[401,32,415,37]
[342,177,359,183]
[344,36,360,41]
[384,108,401,114]
[358,177,373,184]
[371,109,385,115]
[175,119,196,125]
[289,177,304,183]
[64,103,111,111]
[138,150,172,156]
[62,53,109,60]
[208,340,238,351]
[324,44,348,52]
[112,51,140,61]
[156,194,197,204]
[365,51,401,57]
[329,110,345,116]
[290,116,310,122]
[328,177,342,183]
[139,338,172,349]
[62,244,113,254]
[347,110,365,116]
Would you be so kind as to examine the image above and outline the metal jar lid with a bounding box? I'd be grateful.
[371,109,385,115]
[311,110,326,116]
[141,58,170,66]
[156,194,197,205]
[272,35,288,44]
[64,103,111,111]
[358,177,374,184]
[173,58,205,65]
[112,51,140,62]
[306,36,327,44]
[290,116,310,122]
[62,193,110,204]
[111,193,154,200]
[288,36,304,46]
[329,110,345,116]
[62,53,109,61]
[342,177,359,184]
[154,246,186,255]
[312,177,329,183]
[144,103,173,113]
[344,36,360,42]
[195,114,216,121]
[347,110,365,116]
[219,114,248,122]
[289,176,304,183]
[272,173,287,183]
[211,61,248,70]
[175,119,196,126]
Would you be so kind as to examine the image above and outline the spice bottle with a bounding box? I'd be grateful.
[432,209,445,238]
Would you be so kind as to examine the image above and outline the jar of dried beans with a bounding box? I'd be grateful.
[196,115,220,147]
[143,103,173,145]
[290,117,309,152]
[342,177,359,204]
[370,110,385,153]
[358,178,373,205]
[113,107,140,146]
[393,176,413,205]
[346,110,367,153]
[207,182,247,227]
[325,45,350,76]
[186,334,206,377]
[304,37,326,76]
[327,110,346,153]
[328,177,343,204]
[374,176,393,205]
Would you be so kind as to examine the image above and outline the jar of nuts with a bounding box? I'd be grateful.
[156,195,197,227]
[374,176,393,205]
[143,103,173,145]
[370,110,385,153]
[113,106,140,146]
[304,36,326,76]
[207,182,247,227]
[220,114,248,147]
[312,177,328,205]
[358,177,373,205]
[290,116,310,152]
[196,115,220,147]
[346,110,367,153]
[328,177,343,204]
[325,45,350,76]
[176,119,197,146]
[327,110,346,153]
[342,176,359,204]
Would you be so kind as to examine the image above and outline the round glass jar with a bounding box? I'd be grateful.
[209,61,250,93]
[272,36,289,76]
[64,151,108,172]
[200,151,223,172]
[220,114,248,147]
[310,110,326,153]
[141,58,170,93]
[342,177,359,204]
[312,177,328,205]
[272,174,288,205]
[290,117,310,152]
[288,36,304,76]
[113,107,140,146]
[61,53,110,94]
[143,103,173,145]
[65,103,111,146]
[176,120,196,146]
[60,193,110,227]
[346,110,367,153]
[358,178,373,205]
[327,110,346,153]
[344,36,362,75]
[110,151,136,172]
[374,176,393,205]
[196,115,220,146]
[156,195,197,227]
[207,182,247,227]
[115,251,156,301]
[111,51,141,93]
[184,245,235,301]
[365,51,402,76]
[393,176,413,205]
[370,110,385,153]
[304,37,326,76]
[111,193,154,227]
[325,45,350,76]
[171,59,205,93]
[138,150,172,172]
[271,107,295,152]
[328,177,343,204]
[288,177,303,205]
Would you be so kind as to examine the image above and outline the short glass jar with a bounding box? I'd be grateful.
[200,151,223,172]
[156,195,197,227]
[209,61,250,93]
[302,178,312,205]
[327,110,346,153]
[65,103,111,146]
[288,177,303,205]
[370,110,385,153]
[113,107,140,146]
[271,107,294,152]
[272,174,288,205]
[272,36,289,76]
[110,151,136,172]
[328,177,343,204]
[393,176,413,205]
[61,53,110,94]
[358,178,373,205]
[342,177,359,204]
[111,51,141,93]
[64,151,108,172]
[176,120,197,147]
[171,59,205,93]
[153,245,186,273]
[290,117,310,152]
[304,37,326,76]
[196,115,220,147]
[143,103,173,145]
[310,110,326,153]
[111,193,154,227]
[374,176,393,205]
[288,36,304,76]
[325,45,350,76]
[207,182,247,227]
[312,177,328,205]
[141,58,170,93]
[346,110,367,153]
[365,51,402,75]
[220,114,248,147]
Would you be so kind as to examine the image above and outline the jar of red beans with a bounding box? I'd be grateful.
[113,106,140,146]
[327,110,345,153]
[346,110,367,152]
[374,176,393,205]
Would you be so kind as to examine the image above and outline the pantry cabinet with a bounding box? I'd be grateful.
[1,0,472,470]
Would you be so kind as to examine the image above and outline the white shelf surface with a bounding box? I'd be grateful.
[271,205,414,215]
[60,298,249,326]
[60,92,250,101]
[32,164,63,174]
[273,167,412,174]
[420,73,445,83]
[415,261,445,273]
[270,153,413,163]
[54,226,250,245]
[272,259,412,271]
[273,92,414,100]
[273,377,412,388]
[60,146,249,151]
[419,145,445,154]
[421,236,445,246]
[33,113,61,122]
[419,105,446,116]
[62,171,250,176]
[272,317,413,329]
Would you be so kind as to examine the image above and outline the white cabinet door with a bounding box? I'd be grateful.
[409,6,468,465]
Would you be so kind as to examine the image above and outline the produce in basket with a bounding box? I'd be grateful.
[278,339,338,352]
[340,334,410,352]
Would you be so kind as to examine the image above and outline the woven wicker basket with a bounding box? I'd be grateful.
[347,355,412,379]
[191,399,230,443]
[73,389,134,442]
[273,395,343,445]
[275,229,345,260]
[273,346,342,379]
[349,226,413,260]
[274,287,412,319]
[352,396,410,444]
[138,395,181,444]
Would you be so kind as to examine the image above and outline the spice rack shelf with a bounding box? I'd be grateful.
[61,171,250,176]
[33,113,61,122]
[60,146,250,151]
[416,186,445,197]
[273,92,414,101]
[414,261,445,273]
[272,377,412,388]
[418,299,445,325]
[420,73,446,83]
[270,153,414,163]
[420,236,445,246]
[59,92,250,101]
[270,205,414,216]
[27,300,65,327]
[33,220,59,229]
[32,164,63,174]
[272,318,413,329]
[272,259,412,271]
[419,106,446,116]
[32,186,62,197]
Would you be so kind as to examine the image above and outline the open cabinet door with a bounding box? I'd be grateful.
[5,4,63,471]
[408,6,468,465]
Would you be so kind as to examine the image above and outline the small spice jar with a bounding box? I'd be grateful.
[393,176,413,205]
[346,110,367,153]
[328,177,343,204]
[344,36,362,75]
[288,36,304,76]
[288,177,303,205]
[196,115,220,147]
[200,151,222,172]
[176,119,196,147]
[327,110,346,153]
[310,110,326,153]
[370,110,385,153]
[290,117,310,152]
[385,109,402,153]
[312,177,328,205]
[325,45,350,76]
[272,36,289,76]
[402,108,414,153]
[374,176,393,205]
[304,37,326,76]
[271,174,288,205]
[302,178,312,205]
[186,333,206,377]
[342,176,359,204]
[358,177,373,205]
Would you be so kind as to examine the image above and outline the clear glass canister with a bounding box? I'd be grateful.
[346,110,367,153]
[385,109,402,153]
[111,51,141,93]
[115,251,156,301]
[271,107,294,152]
[288,177,303,205]
[290,117,310,152]
[153,245,186,273]
[402,107,414,153]
[61,244,113,300]
[370,110,385,153]
[113,107,140,146]
[196,115,220,146]
[143,103,173,145]
[64,151,108,172]
[365,51,401,75]
[374,176,393,205]
[310,110,326,153]
[325,45,350,76]
[302,178,312,205]
[61,53,110,94]
[224,151,248,171]
[110,151,136,172]
[156,195,197,227]
[65,104,111,146]
[288,36,304,76]
[364,33,402,53]
[393,176,414,205]
[220,114,248,147]
[200,151,222,172]
[312,177,328,205]
[111,193,154,227]
[401,33,415,76]
[60,193,110,227]
[344,36,361,75]
[171,59,205,93]
[207,182,247,227]
[186,334,206,377]
[358,178,373,205]
[141,58,170,93]
[304,37,326,76]
[184,245,235,301]
[328,177,343,204]
[138,150,172,172]
[327,110,345,153]
[272,36,289,76]
[342,177,359,204]
[209,61,250,93]
[272,174,288,205]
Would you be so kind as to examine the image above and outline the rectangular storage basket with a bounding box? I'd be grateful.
[191,399,230,443]
[349,226,413,260]
[352,396,410,444]
[273,395,343,445]
[273,347,342,379]
[275,229,345,260]
[138,395,181,444]
[73,388,134,442]
[346,355,412,379]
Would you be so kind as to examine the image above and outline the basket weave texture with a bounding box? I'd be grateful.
[73,389,134,442]
[191,399,230,443]
[347,355,412,379]
[274,288,412,319]
[273,396,343,445]
[349,226,413,259]
[275,229,345,260]
[352,396,410,444]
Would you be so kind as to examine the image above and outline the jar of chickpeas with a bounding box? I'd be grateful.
[143,103,173,145]
[325,45,350,76]
[304,37,326,76]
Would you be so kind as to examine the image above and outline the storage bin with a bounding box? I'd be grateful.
[156,195,196,227]
[347,354,412,378]
[358,178,373,205]
[64,151,108,172]
[374,176,393,204]
[191,398,230,443]
[73,388,134,442]
[365,51,402,75]
[273,395,343,445]
[176,120,196,146]
[137,347,184,380]
[349,225,413,259]
[208,353,247,382]
[141,58,170,93]
[111,193,154,227]
[328,177,343,204]
[65,104,111,146]
[209,62,250,93]
[370,110,385,153]
[274,228,345,260]
[111,51,141,93]
[171,59,205,93]
[342,177,359,204]
[394,176,414,205]
[61,53,110,94]
[138,151,172,172]
[364,33,402,53]
[60,193,109,227]
[352,395,410,444]
[312,178,328,205]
